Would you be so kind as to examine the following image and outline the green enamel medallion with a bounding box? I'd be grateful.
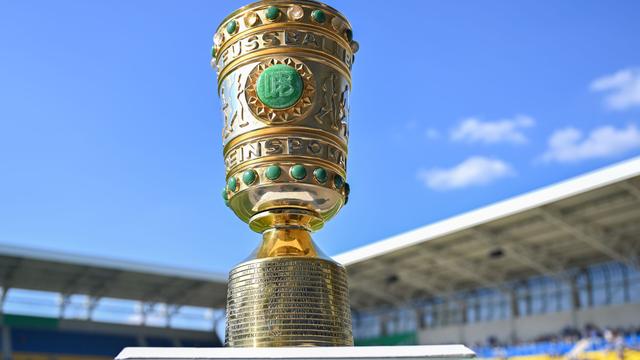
[290,164,307,180]
[265,6,280,21]
[311,9,326,23]
[227,176,238,192]
[256,64,303,109]
[313,167,327,183]
[242,169,257,185]
[265,165,282,180]
[333,174,344,189]
[226,19,237,34]
[221,188,228,201]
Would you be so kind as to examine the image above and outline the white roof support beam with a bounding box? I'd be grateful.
[538,208,637,269]
[86,296,101,321]
[425,253,502,289]
[0,258,22,290]
[0,287,6,313]
[349,281,407,307]
[58,294,71,318]
[60,265,96,295]
[396,270,453,297]
[620,181,640,201]
[87,270,125,299]
[472,229,565,277]
[164,305,182,328]
[165,281,209,307]
[139,302,157,326]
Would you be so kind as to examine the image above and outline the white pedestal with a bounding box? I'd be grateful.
[115,345,475,360]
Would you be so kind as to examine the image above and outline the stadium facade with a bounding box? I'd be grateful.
[342,156,640,358]
[0,156,639,359]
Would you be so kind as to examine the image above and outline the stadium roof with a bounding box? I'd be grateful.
[335,156,640,310]
[0,244,228,308]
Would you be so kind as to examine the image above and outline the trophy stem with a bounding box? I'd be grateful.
[255,228,320,258]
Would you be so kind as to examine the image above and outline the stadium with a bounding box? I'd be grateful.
[1,156,639,360]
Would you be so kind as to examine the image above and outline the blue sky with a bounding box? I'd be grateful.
[1,0,640,274]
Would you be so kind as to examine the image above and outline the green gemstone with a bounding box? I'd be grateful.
[265,6,280,21]
[256,64,303,109]
[221,188,228,201]
[311,9,326,23]
[313,167,327,183]
[290,164,307,180]
[226,20,237,34]
[242,169,257,185]
[333,174,344,189]
[227,176,238,192]
[344,182,351,196]
[265,165,282,180]
[211,46,216,58]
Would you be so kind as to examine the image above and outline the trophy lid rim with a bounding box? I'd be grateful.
[215,0,351,34]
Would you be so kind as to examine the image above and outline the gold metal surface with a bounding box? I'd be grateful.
[212,0,357,347]
[223,126,348,155]
[225,256,352,347]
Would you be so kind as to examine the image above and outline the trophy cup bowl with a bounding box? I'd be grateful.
[212,0,358,347]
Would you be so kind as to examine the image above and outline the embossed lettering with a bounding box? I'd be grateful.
[302,32,321,48]
[307,140,322,155]
[284,31,300,46]
[225,136,346,171]
[262,31,281,46]
[287,138,304,155]
[243,35,260,52]
[264,139,283,155]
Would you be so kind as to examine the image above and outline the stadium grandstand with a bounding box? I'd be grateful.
[1,156,639,360]
[341,156,640,360]
[0,245,227,359]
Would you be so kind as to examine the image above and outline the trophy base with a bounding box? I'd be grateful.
[116,345,476,360]
[225,256,353,347]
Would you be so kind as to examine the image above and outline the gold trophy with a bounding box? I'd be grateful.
[212,0,357,347]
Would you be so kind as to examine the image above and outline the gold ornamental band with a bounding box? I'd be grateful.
[225,256,353,347]
[225,156,347,186]
[216,0,349,24]
[215,0,352,49]
[216,23,354,70]
[224,133,347,172]
[224,126,348,154]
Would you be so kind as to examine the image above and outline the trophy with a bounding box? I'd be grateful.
[212,0,357,347]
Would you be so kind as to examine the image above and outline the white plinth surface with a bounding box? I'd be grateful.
[116,345,475,360]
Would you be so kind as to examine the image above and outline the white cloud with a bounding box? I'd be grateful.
[590,68,640,110]
[417,156,514,191]
[541,124,640,163]
[450,115,535,144]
